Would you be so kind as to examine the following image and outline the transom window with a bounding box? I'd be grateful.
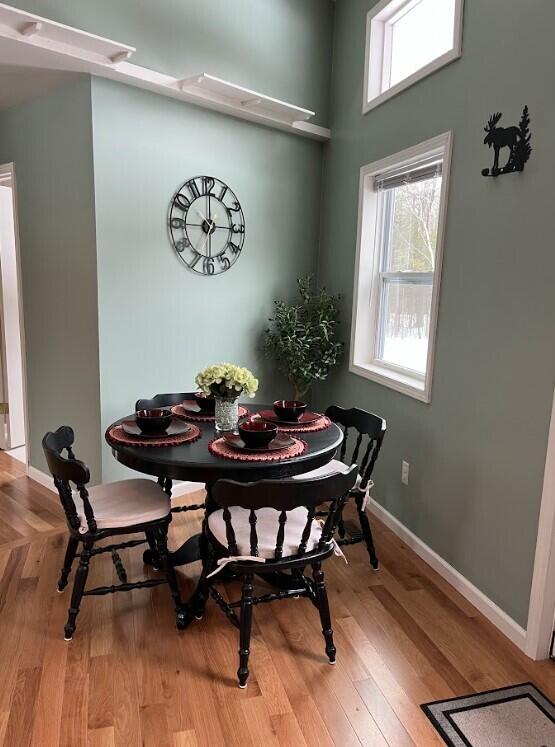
[364,0,464,113]
[350,133,452,402]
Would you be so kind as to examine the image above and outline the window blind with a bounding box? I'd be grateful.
[373,156,442,192]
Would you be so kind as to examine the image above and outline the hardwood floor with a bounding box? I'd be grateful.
[0,450,553,746]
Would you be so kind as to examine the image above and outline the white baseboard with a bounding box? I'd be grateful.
[171,481,205,499]
[27,464,56,492]
[6,445,26,463]
[368,498,528,653]
[26,466,204,501]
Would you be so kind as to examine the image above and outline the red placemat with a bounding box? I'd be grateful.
[106,423,201,448]
[208,436,308,462]
[171,402,251,423]
[250,413,332,434]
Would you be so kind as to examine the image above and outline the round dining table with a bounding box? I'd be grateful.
[107,404,343,569]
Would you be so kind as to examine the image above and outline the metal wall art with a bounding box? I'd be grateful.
[482,106,532,177]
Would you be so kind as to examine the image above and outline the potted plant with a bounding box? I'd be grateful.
[263,276,344,401]
[195,363,258,431]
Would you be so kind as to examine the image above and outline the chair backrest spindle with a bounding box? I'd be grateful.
[351,432,363,464]
[274,510,288,559]
[298,505,316,555]
[339,427,349,462]
[222,506,239,556]
[249,509,259,557]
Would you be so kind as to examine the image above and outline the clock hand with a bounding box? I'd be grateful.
[195,207,208,223]
[198,231,209,255]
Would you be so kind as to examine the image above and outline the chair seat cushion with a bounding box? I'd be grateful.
[208,505,322,560]
[290,459,361,488]
[73,479,170,532]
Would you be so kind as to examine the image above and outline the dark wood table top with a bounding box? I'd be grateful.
[107,405,343,485]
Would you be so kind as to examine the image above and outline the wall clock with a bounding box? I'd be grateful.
[168,176,245,276]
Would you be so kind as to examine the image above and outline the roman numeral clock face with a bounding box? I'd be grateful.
[169,176,245,275]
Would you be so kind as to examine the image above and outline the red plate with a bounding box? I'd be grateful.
[222,432,296,453]
[121,419,192,439]
[258,409,322,426]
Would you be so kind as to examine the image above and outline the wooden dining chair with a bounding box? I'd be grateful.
[327,406,386,568]
[292,406,386,569]
[195,465,358,688]
[43,426,187,639]
[135,392,205,507]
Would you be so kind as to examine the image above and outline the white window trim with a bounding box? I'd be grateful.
[363,0,464,114]
[350,131,453,403]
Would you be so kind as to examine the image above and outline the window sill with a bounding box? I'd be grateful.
[349,360,431,403]
[363,47,461,114]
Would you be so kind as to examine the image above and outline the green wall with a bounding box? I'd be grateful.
[91,78,324,482]
[316,0,555,627]
[0,78,102,481]
[0,0,332,484]
[2,0,553,629]
[6,0,333,125]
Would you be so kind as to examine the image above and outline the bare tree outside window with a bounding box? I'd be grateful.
[377,173,441,373]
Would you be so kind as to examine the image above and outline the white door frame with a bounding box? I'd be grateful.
[525,385,555,659]
[0,162,29,463]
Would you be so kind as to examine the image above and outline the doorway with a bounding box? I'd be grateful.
[526,387,555,659]
[0,163,27,463]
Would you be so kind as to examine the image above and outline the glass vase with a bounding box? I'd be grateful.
[214,396,239,432]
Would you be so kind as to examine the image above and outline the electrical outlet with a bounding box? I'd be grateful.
[401,460,409,485]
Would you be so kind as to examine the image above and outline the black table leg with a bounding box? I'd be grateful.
[144,483,216,569]
[169,532,202,566]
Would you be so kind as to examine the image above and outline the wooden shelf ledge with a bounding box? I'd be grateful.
[0,3,330,141]
[0,2,135,64]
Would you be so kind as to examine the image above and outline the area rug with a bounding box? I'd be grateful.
[421,683,555,746]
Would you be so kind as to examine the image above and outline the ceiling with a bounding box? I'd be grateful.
[0,64,78,111]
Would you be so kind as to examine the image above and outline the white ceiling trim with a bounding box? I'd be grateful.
[0,2,330,141]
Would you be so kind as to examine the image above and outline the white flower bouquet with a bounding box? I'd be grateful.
[195,363,259,400]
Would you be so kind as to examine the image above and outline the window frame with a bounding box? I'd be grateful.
[350,131,453,403]
[363,0,464,114]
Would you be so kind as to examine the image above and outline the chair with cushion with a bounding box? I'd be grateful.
[135,392,205,508]
[196,465,358,688]
[292,405,386,569]
[43,426,187,639]
[135,393,206,566]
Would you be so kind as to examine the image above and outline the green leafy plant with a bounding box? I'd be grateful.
[264,276,343,400]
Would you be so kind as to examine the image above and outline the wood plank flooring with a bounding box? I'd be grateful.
[0,450,553,746]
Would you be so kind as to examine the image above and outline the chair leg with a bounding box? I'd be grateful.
[237,573,254,688]
[192,529,213,620]
[355,494,379,569]
[153,525,183,620]
[144,530,161,569]
[158,476,173,497]
[64,541,92,640]
[312,561,336,664]
[57,536,79,592]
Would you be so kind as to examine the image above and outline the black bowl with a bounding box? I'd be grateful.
[238,420,278,448]
[194,392,216,413]
[135,408,172,434]
[273,400,307,422]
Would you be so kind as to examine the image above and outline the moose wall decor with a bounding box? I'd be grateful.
[482,106,532,177]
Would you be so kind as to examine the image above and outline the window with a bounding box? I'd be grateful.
[350,132,452,402]
[363,0,464,112]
